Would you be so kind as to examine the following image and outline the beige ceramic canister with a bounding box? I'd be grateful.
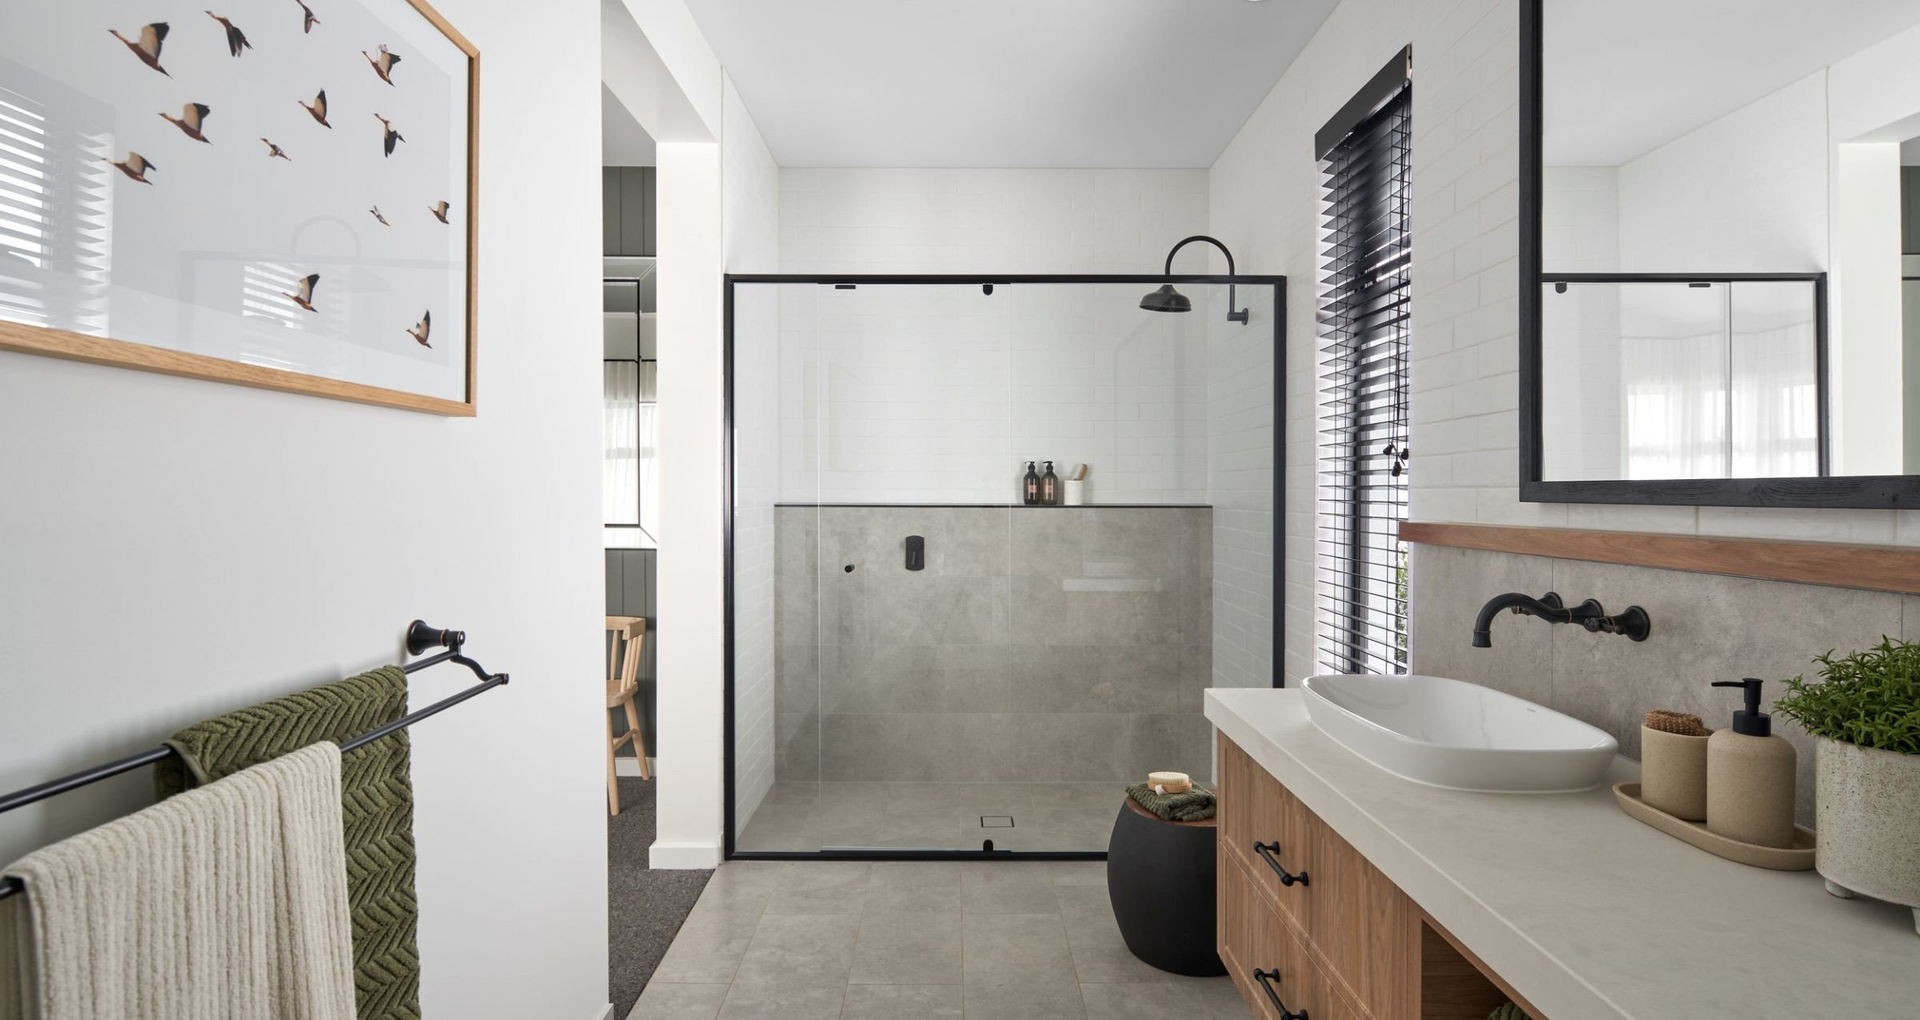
[1641,712,1712,821]
[1705,679,1798,849]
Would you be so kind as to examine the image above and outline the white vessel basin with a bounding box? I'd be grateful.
[1300,674,1618,793]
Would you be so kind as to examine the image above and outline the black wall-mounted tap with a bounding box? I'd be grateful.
[1471,591,1650,647]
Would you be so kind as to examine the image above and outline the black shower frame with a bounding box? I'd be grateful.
[721,273,1287,862]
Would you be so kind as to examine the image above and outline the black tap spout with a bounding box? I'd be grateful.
[1471,591,1579,647]
[1471,591,1645,647]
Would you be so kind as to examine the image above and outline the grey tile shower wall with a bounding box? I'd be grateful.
[1409,544,1917,826]
[773,506,1213,785]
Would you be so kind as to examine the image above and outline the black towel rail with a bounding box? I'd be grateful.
[0,620,508,903]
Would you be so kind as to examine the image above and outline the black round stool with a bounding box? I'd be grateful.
[1105,797,1227,977]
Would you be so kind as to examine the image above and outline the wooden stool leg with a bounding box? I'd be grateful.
[624,698,651,780]
[607,713,621,816]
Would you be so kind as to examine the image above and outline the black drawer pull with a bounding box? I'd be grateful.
[1252,840,1309,887]
[1252,968,1308,1020]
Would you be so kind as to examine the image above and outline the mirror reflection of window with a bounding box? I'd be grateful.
[1537,1,1920,481]
[0,66,115,336]
[604,274,657,549]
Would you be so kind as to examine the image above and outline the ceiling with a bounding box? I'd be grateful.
[682,0,1340,168]
[1544,0,1920,166]
[602,84,657,166]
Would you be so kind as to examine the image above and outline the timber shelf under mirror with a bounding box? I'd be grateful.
[1217,735,1546,1020]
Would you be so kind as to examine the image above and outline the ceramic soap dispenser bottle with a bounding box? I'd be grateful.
[1705,678,1797,849]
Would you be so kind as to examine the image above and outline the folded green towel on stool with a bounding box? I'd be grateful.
[1488,1002,1532,1020]
[1126,782,1217,821]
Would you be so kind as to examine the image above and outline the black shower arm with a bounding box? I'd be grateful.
[1162,234,1236,276]
[1162,235,1247,322]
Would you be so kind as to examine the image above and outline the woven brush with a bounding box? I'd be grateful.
[1644,709,1708,736]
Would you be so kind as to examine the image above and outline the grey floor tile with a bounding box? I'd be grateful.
[626,983,728,1020]
[868,860,968,889]
[960,862,1062,914]
[1063,909,1179,984]
[961,914,1076,984]
[764,862,873,915]
[739,782,1132,855]
[864,883,967,915]
[648,912,761,985]
[733,914,862,987]
[1048,861,1108,887]
[1050,883,1112,920]
[849,913,964,985]
[716,980,846,1020]
[1078,979,1246,1019]
[686,869,778,920]
[841,984,965,1019]
[961,977,1087,1020]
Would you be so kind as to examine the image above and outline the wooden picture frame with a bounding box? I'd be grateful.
[0,0,480,416]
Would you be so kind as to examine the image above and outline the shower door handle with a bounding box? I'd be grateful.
[905,535,924,571]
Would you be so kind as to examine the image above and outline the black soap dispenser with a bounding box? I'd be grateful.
[1022,461,1040,505]
[1040,461,1060,506]
[1704,678,1797,849]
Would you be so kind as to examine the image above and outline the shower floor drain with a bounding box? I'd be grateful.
[980,815,1014,828]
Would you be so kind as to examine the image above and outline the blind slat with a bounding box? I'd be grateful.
[1315,84,1412,678]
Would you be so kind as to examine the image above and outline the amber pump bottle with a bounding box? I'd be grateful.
[1022,462,1040,505]
[1040,461,1060,505]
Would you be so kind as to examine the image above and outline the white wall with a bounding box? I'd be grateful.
[1211,0,1522,682]
[780,168,1209,275]
[0,1,609,1016]
[1614,73,1828,274]
[723,76,782,837]
[773,167,1278,688]
[607,0,781,869]
[772,169,1213,505]
[1835,142,1905,474]
[1540,166,1622,480]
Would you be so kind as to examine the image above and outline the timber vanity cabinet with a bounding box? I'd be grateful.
[1217,735,1544,1020]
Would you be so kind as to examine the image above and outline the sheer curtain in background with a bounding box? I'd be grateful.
[604,360,658,548]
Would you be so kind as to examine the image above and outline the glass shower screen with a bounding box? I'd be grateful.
[727,277,1281,857]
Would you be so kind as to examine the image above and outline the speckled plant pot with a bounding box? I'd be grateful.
[1815,737,1920,935]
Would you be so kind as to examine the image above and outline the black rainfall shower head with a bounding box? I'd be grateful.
[1139,284,1192,314]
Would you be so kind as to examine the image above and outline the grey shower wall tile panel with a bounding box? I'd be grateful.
[863,574,1012,647]
[1009,507,1212,581]
[769,504,1215,787]
[1009,578,1185,647]
[819,645,1018,715]
[813,506,1014,579]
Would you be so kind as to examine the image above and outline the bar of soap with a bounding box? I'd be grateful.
[1148,771,1192,794]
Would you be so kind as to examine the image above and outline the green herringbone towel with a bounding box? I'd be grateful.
[156,666,419,1020]
[1126,782,1217,821]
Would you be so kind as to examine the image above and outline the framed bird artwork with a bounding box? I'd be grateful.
[0,0,480,415]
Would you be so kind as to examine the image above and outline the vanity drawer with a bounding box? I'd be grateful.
[1221,843,1362,1020]
[1219,735,1314,912]
[1220,735,1415,1019]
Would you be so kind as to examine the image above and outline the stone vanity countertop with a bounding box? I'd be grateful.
[1204,688,1918,1020]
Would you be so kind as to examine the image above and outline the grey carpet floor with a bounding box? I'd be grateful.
[609,776,713,1019]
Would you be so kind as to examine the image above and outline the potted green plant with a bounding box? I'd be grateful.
[1774,638,1920,935]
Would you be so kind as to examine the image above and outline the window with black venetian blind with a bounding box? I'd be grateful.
[1315,48,1412,677]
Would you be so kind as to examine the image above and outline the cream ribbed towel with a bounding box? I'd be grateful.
[0,743,357,1020]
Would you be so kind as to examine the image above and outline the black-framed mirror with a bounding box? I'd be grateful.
[1520,1,1920,507]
